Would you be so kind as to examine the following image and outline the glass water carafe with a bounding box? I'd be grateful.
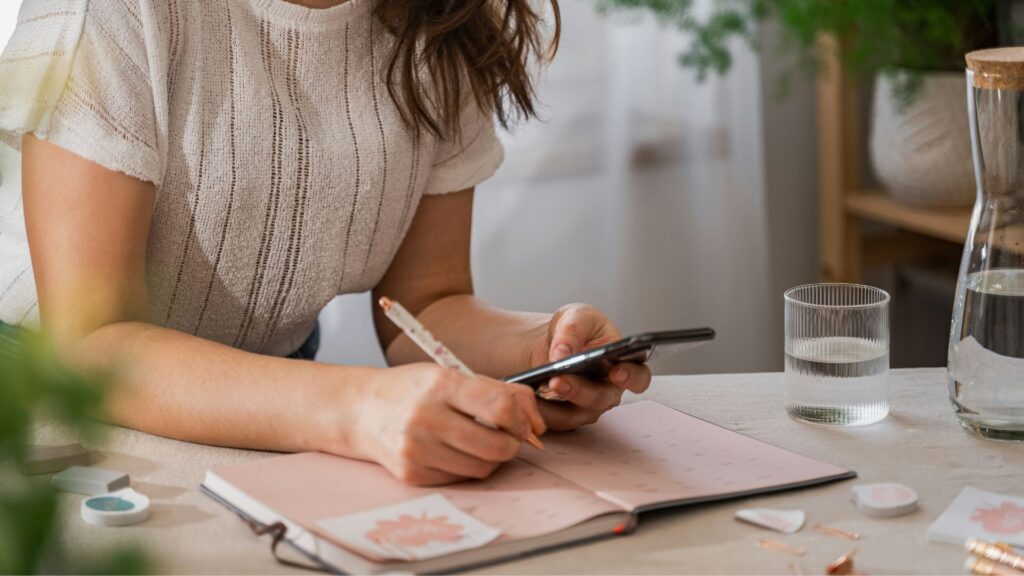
[948,49,1024,441]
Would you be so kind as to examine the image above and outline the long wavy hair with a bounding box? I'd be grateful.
[375,0,561,138]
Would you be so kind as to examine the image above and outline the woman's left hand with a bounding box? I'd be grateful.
[527,304,652,431]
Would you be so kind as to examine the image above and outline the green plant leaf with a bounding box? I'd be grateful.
[596,0,1002,103]
[0,329,151,574]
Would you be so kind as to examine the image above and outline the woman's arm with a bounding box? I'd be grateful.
[23,134,361,453]
[373,190,651,431]
[371,189,545,376]
[23,136,542,485]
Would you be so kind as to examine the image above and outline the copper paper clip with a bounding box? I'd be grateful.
[826,547,858,575]
[814,524,861,540]
[757,538,806,557]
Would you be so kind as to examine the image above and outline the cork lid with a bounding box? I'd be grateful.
[966,47,1024,90]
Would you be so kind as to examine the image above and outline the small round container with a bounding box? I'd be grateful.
[850,483,919,517]
[81,488,150,527]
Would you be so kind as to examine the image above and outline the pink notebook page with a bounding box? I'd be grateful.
[518,401,850,511]
[211,452,621,547]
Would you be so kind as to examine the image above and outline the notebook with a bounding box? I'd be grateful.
[202,401,855,574]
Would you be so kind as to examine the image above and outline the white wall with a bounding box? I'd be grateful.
[0,3,18,49]
[467,1,776,375]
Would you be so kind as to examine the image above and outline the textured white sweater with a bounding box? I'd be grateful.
[0,0,503,356]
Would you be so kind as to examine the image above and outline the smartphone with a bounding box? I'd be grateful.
[503,328,715,388]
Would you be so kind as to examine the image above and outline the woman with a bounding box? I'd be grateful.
[0,0,651,485]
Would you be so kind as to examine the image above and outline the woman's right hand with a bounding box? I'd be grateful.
[347,364,546,486]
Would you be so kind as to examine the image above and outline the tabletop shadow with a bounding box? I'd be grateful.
[145,503,216,529]
[88,451,160,476]
[133,481,188,500]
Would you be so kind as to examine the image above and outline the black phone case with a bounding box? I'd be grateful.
[503,328,715,387]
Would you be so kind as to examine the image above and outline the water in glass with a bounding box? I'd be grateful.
[785,337,889,425]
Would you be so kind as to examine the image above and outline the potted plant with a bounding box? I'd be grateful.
[598,0,1004,207]
[0,334,151,574]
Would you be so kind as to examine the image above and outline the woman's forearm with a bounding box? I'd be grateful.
[384,294,550,379]
[77,321,371,454]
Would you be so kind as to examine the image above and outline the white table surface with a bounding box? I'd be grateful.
[40,368,1024,574]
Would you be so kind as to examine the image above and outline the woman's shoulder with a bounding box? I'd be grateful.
[0,0,186,183]
[0,0,203,70]
[0,1,176,80]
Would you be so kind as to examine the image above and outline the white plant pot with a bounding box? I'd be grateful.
[870,71,975,208]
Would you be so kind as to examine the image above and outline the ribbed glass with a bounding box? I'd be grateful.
[784,284,890,426]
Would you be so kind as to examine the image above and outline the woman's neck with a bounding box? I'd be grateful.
[284,0,348,8]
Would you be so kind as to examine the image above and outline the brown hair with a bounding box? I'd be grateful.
[375,0,561,139]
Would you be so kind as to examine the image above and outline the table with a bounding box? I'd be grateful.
[41,368,1023,574]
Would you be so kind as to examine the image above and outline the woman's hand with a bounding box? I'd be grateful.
[527,304,652,431]
[349,364,546,486]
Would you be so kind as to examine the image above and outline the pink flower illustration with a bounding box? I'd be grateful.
[366,513,465,548]
[970,502,1024,535]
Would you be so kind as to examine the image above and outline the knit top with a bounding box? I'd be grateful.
[0,0,504,356]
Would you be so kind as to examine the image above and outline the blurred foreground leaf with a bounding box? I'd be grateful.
[0,330,151,574]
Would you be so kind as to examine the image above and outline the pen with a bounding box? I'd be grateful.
[967,539,1024,572]
[966,557,1024,576]
[378,297,545,452]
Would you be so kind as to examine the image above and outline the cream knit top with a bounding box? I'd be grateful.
[0,0,503,356]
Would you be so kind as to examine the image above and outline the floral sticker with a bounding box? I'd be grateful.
[317,494,501,561]
[367,512,465,548]
[971,502,1024,535]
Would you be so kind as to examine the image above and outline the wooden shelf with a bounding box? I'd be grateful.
[816,32,977,282]
[844,191,972,244]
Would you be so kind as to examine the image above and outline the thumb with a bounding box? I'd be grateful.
[548,305,600,361]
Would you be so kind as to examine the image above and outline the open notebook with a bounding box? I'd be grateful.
[202,401,854,573]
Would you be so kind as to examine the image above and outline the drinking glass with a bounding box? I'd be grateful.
[784,283,890,426]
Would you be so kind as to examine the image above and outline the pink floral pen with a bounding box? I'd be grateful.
[379,297,545,452]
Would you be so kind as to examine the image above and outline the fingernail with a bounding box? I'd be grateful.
[611,367,628,384]
[553,380,572,395]
[539,390,564,402]
[554,343,572,358]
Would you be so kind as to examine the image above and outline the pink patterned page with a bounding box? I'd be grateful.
[518,401,851,511]
[211,451,622,547]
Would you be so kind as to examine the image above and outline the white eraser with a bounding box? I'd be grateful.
[735,508,806,533]
[81,488,150,527]
[851,482,918,517]
[52,466,130,496]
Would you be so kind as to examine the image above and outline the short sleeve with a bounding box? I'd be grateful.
[421,96,505,196]
[0,0,164,185]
